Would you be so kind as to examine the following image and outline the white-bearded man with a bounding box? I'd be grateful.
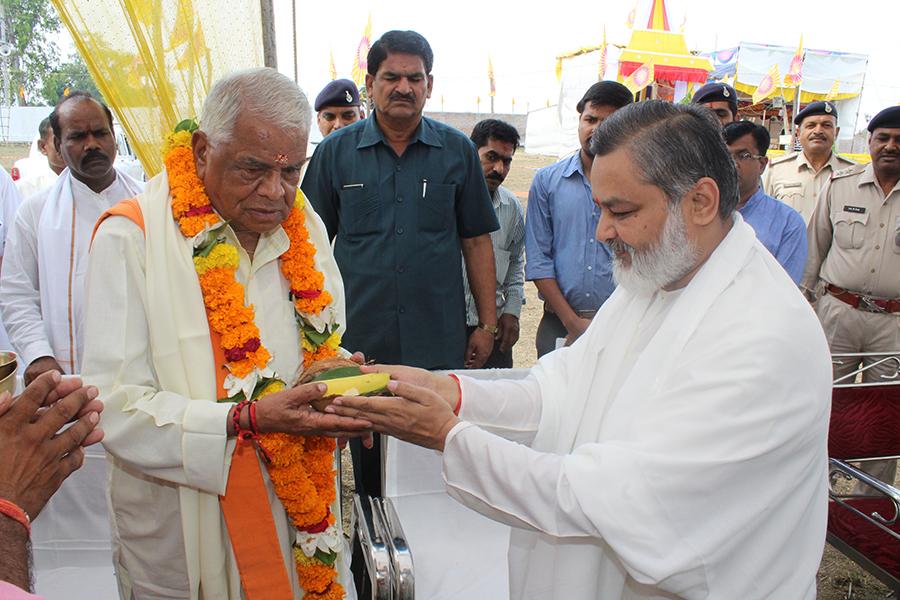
[83,68,368,599]
[328,101,833,599]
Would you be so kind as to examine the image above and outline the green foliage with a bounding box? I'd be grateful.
[0,0,61,105]
[40,54,102,105]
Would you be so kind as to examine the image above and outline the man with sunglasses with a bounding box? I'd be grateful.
[724,121,807,283]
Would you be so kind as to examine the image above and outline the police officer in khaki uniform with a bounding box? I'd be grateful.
[802,105,900,486]
[764,101,855,223]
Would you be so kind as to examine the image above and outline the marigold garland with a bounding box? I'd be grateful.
[164,123,344,598]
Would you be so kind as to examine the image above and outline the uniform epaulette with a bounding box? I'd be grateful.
[831,164,865,180]
[770,152,799,165]
[835,154,857,165]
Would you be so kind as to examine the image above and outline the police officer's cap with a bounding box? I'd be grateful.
[867,106,900,132]
[795,101,838,126]
[314,79,361,112]
[691,82,738,114]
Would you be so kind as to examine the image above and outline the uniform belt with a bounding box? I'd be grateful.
[544,303,598,319]
[825,284,900,314]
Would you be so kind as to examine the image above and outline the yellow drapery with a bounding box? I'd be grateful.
[51,0,264,177]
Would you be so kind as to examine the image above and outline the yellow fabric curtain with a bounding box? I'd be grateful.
[51,0,264,177]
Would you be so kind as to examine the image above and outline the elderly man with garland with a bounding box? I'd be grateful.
[82,68,369,599]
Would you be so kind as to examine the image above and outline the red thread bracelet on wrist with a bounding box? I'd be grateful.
[248,401,260,435]
[232,400,250,440]
[0,498,31,536]
[448,373,462,416]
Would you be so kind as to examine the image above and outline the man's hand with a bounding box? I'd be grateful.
[24,356,65,386]
[465,327,494,369]
[327,380,459,451]
[563,316,592,346]
[497,314,520,353]
[254,382,373,438]
[359,364,459,410]
[0,371,103,519]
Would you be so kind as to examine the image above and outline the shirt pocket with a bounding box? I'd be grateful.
[339,186,383,236]
[833,210,869,250]
[418,183,455,233]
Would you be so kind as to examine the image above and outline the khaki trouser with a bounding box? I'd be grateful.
[817,292,900,488]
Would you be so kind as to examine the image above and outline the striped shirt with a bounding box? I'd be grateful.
[463,185,526,326]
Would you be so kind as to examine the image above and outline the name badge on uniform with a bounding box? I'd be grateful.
[843,205,866,214]
[782,182,802,188]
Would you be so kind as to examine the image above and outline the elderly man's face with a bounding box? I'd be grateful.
[366,52,432,124]
[797,115,837,155]
[317,105,363,137]
[591,148,699,295]
[869,127,900,176]
[54,98,117,186]
[193,112,307,235]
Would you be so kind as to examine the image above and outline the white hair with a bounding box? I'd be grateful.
[200,67,311,143]
[608,202,698,297]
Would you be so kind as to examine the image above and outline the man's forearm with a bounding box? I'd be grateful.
[0,515,31,591]
[461,235,497,326]
[533,278,577,327]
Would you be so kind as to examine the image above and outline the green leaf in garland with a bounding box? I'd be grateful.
[314,548,338,566]
[302,323,331,346]
[174,118,199,133]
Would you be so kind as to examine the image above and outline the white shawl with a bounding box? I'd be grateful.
[37,169,142,372]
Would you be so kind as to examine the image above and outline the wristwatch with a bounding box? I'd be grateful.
[476,320,498,335]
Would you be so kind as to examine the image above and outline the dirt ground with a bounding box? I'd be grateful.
[0,143,889,598]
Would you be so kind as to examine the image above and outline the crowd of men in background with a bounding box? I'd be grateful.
[0,26,897,598]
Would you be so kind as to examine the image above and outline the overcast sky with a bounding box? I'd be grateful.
[271,0,898,132]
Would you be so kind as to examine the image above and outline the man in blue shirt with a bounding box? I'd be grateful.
[723,121,807,283]
[525,81,633,357]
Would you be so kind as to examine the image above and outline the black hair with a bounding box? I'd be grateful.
[49,91,114,140]
[470,119,520,151]
[591,100,739,219]
[367,30,434,76]
[576,81,634,114]
[722,121,770,156]
[38,117,51,140]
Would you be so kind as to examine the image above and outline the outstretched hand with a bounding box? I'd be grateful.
[255,381,373,438]
[327,379,459,452]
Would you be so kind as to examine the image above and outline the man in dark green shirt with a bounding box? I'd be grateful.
[301,30,498,512]
[302,30,499,374]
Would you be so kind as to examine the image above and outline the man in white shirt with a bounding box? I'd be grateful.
[14,117,66,202]
[0,92,143,384]
[0,165,22,351]
[329,101,833,599]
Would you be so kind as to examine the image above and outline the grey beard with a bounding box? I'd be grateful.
[609,204,698,296]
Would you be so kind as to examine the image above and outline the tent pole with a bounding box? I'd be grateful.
[260,0,277,69]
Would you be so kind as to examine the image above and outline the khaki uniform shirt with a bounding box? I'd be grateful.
[763,151,856,223]
[802,163,900,299]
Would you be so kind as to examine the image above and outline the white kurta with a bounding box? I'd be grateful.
[0,168,143,372]
[443,216,833,600]
[0,164,22,351]
[82,172,352,599]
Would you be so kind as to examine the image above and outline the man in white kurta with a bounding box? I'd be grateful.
[0,93,142,579]
[332,101,833,599]
[82,69,364,599]
[0,164,22,351]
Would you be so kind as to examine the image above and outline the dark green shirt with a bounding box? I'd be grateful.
[302,115,499,369]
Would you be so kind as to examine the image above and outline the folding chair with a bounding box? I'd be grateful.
[827,352,900,592]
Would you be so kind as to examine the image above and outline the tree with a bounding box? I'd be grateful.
[40,54,102,105]
[0,0,61,105]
